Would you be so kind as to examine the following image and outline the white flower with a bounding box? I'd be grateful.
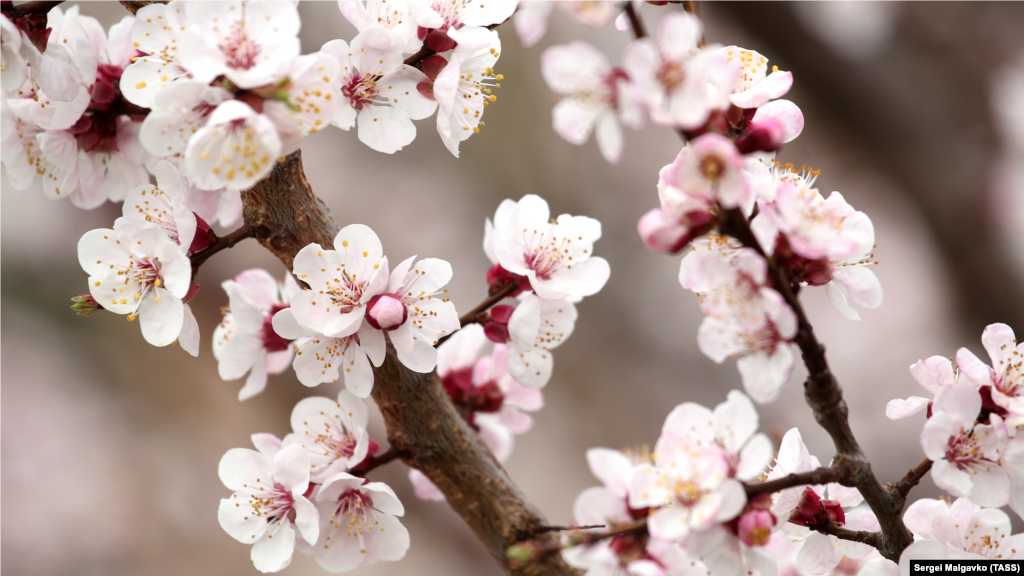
[322,30,436,154]
[338,0,420,53]
[0,95,46,190]
[177,1,300,90]
[122,160,198,252]
[491,194,610,301]
[140,79,234,158]
[263,50,341,155]
[283,390,371,483]
[723,46,793,109]
[885,355,957,420]
[14,6,83,103]
[214,268,301,401]
[541,41,643,163]
[406,0,517,51]
[765,428,821,520]
[217,442,319,573]
[659,391,774,482]
[188,185,243,228]
[505,294,578,389]
[433,29,502,157]
[897,498,1024,576]
[622,12,737,129]
[957,323,1024,432]
[119,1,191,107]
[312,472,410,572]
[372,254,460,373]
[921,381,1011,508]
[77,218,193,348]
[1,15,28,92]
[181,99,282,191]
[628,436,746,543]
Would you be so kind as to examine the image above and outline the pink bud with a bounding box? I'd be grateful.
[365,293,408,331]
[738,509,776,546]
[736,117,785,155]
[188,214,215,256]
[416,80,435,100]
[788,487,823,527]
[637,208,715,254]
[484,321,509,344]
[425,29,456,52]
[419,54,448,81]
[822,499,845,525]
[490,305,514,325]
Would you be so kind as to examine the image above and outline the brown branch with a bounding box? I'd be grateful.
[239,151,578,576]
[623,2,647,39]
[459,282,518,327]
[189,227,252,268]
[117,1,164,15]
[890,458,933,502]
[358,447,402,475]
[744,464,847,498]
[8,0,63,18]
[811,521,881,548]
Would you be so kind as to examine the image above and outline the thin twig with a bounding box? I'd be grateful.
[744,465,847,498]
[359,447,401,475]
[681,1,706,47]
[190,227,253,268]
[9,0,63,18]
[623,2,647,39]
[458,283,518,327]
[891,458,932,501]
[531,525,604,536]
[812,521,881,547]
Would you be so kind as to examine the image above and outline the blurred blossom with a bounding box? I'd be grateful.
[794,2,898,61]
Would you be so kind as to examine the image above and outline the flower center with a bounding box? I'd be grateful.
[945,429,995,471]
[246,481,295,523]
[111,256,164,315]
[700,154,726,182]
[522,222,577,280]
[343,75,379,110]
[324,489,379,554]
[222,23,260,70]
[441,367,505,424]
[657,60,685,91]
[262,304,292,352]
[323,270,369,312]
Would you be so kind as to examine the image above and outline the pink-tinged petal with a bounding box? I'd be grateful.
[929,458,972,499]
[796,532,844,574]
[964,465,1010,508]
[219,333,263,381]
[656,12,701,60]
[340,341,374,398]
[225,282,265,333]
[292,337,341,388]
[252,433,282,457]
[662,402,716,446]
[292,495,319,546]
[730,70,793,109]
[910,355,958,394]
[737,345,794,405]
[446,25,496,49]
[357,105,416,154]
[364,513,410,562]
[548,256,611,299]
[139,287,184,347]
[178,303,200,357]
[552,97,603,146]
[362,481,405,516]
[902,498,949,539]
[460,0,517,27]
[586,448,636,498]
[573,486,631,526]
[513,1,554,48]
[885,397,931,420]
[715,479,748,521]
[405,0,445,28]
[899,540,954,576]
[358,322,386,368]
[242,353,274,396]
[497,408,533,434]
[955,347,994,388]
[629,465,671,508]
[271,309,315,341]
[595,111,624,164]
[715,390,760,453]
[251,521,296,573]
[648,505,691,541]
[233,269,281,310]
[273,444,311,495]
[219,448,273,491]
[932,382,982,428]
[380,65,437,120]
[752,99,804,143]
[981,323,1017,371]
[736,433,773,481]
[409,469,446,502]
[475,414,514,462]
[541,41,610,95]
[218,496,269,543]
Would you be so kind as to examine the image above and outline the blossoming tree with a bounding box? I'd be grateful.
[3,1,1022,575]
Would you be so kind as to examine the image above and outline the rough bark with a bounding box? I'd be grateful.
[242,152,576,575]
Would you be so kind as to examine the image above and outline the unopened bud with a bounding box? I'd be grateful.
[735,118,785,155]
[419,54,448,81]
[506,542,542,566]
[188,214,216,256]
[70,294,102,316]
[737,509,776,546]
[365,293,408,331]
[425,28,456,52]
[637,208,715,255]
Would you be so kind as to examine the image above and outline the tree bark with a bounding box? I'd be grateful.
[242,152,577,575]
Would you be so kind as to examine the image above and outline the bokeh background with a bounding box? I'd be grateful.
[4,1,1024,575]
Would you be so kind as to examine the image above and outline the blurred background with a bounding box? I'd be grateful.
[3,1,1024,575]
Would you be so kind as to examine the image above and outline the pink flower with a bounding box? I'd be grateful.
[282,390,372,483]
[723,46,793,110]
[957,323,1024,432]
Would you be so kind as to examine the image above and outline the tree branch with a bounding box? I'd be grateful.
[358,446,402,475]
[7,0,63,18]
[623,2,647,39]
[890,458,933,502]
[189,227,252,268]
[744,464,847,498]
[811,521,881,548]
[459,282,518,327]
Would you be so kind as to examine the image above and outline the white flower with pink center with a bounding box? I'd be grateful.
[723,46,793,110]
[679,242,767,325]
[263,50,341,155]
[896,497,1024,576]
[121,160,199,252]
[217,442,318,573]
[886,354,958,420]
[491,194,610,302]
[371,254,460,373]
[540,41,643,163]
[78,218,193,349]
[312,472,410,572]
[213,268,301,401]
[1,15,29,92]
[0,95,48,190]
[921,381,1011,508]
[181,99,282,191]
[628,435,747,543]
[284,390,372,483]
[178,1,300,90]
[505,294,578,390]
[957,323,1024,432]
[622,11,737,129]
[338,0,420,54]
[432,29,502,157]
[120,1,191,107]
[406,0,517,52]
[322,30,436,154]
[659,391,774,482]
[140,79,234,158]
